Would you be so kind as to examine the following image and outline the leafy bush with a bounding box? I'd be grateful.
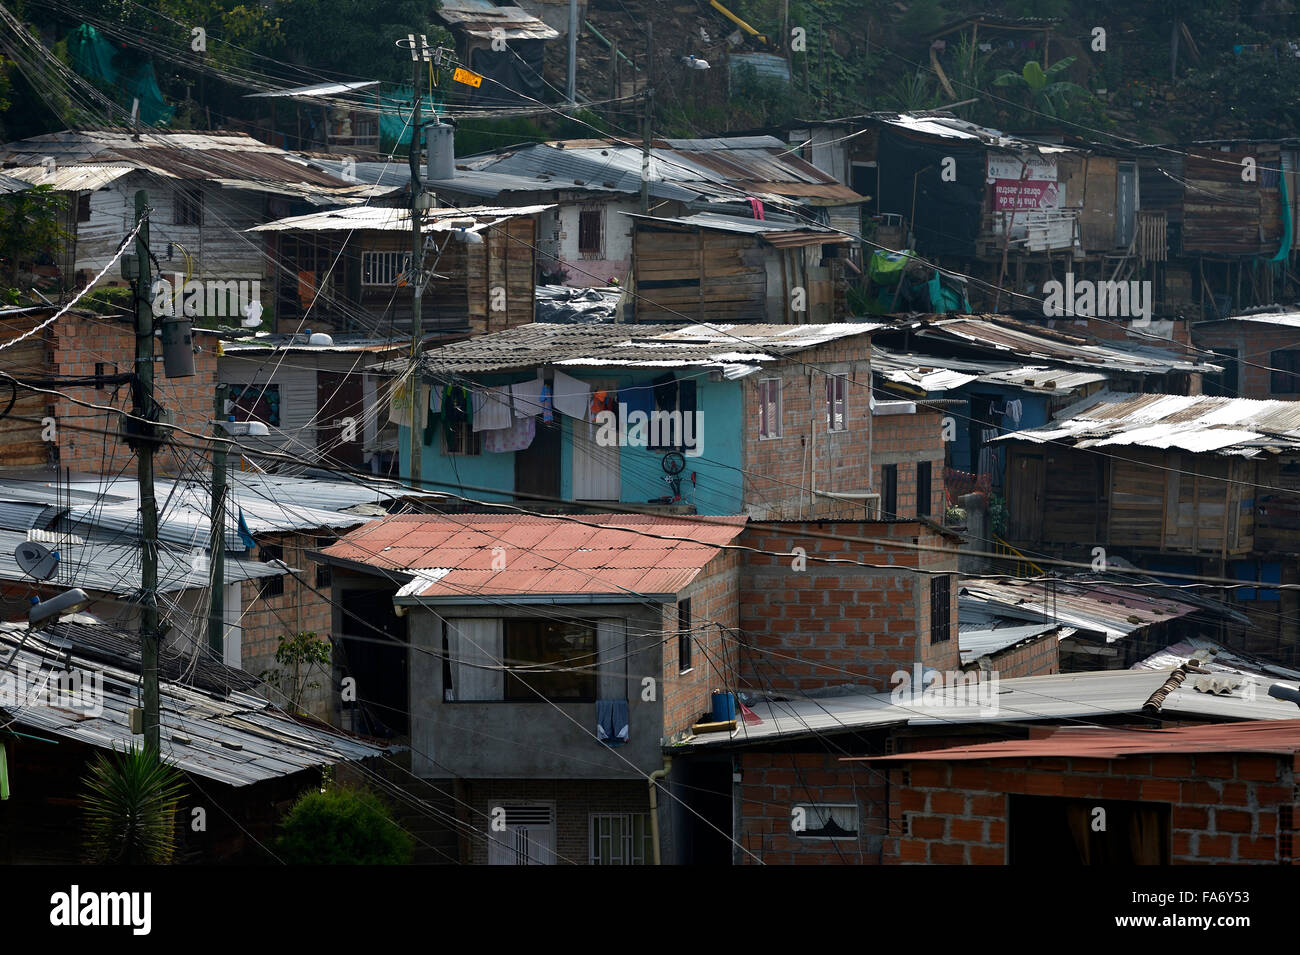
[276,785,414,865]
[82,745,185,865]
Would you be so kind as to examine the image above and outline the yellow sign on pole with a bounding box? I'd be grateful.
[453,67,483,88]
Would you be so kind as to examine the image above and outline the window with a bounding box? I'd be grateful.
[793,803,859,840]
[77,192,91,223]
[881,463,898,518]
[361,250,409,286]
[444,418,481,456]
[578,208,604,256]
[1272,350,1300,394]
[930,574,952,643]
[645,373,697,451]
[259,543,285,598]
[1203,347,1239,397]
[826,375,847,432]
[226,384,281,428]
[173,186,203,227]
[591,812,652,864]
[503,619,597,701]
[677,598,693,673]
[758,379,782,439]
[94,362,105,391]
[916,461,932,517]
[488,805,557,865]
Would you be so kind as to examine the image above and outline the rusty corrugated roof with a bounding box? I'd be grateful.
[322,513,747,600]
[864,719,1300,762]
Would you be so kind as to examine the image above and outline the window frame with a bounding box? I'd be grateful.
[577,207,604,256]
[758,378,783,440]
[677,597,693,673]
[826,374,847,432]
[443,417,482,456]
[173,186,203,227]
[881,463,898,518]
[590,811,652,864]
[916,460,932,517]
[361,249,410,286]
[930,574,952,643]
[259,543,285,599]
[1271,349,1300,394]
[792,802,860,841]
[502,618,599,702]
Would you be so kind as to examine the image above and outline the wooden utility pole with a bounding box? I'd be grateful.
[208,383,228,657]
[132,190,160,755]
[408,48,424,491]
[640,20,654,215]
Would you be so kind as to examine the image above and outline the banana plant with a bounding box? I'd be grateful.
[994,56,1093,123]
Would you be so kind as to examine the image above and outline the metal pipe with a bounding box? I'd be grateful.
[585,20,639,70]
[649,756,671,865]
[566,0,578,104]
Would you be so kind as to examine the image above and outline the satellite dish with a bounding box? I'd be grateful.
[15,540,59,581]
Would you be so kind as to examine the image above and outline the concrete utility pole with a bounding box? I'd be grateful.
[567,0,578,104]
[208,383,228,657]
[131,190,160,755]
[408,46,424,491]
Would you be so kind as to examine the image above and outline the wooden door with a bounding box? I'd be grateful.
[1008,452,1045,542]
[316,369,365,470]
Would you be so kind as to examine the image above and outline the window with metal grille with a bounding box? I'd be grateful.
[917,461,932,517]
[677,598,693,672]
[77,192,91,222]
[930,574,952,643]
[1272,350,1300,394]
[882,463,898,518]
[444,418,481,456]
[826,375,847,432]
[259,543,285,598]
[1280,805,1295,863]
[758,379,782,439]
[793,803,859,840]
[361,250,409,286]
[578,208,604,255]
[315,536,335,588]
[590,812,652,864]
[173,187,203,227]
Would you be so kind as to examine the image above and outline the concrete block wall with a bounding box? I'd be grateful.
[883,753,1296,865]
[966,632,1060,680]
[737,521,961,695]
[870,408,947,518]
[1194,322,1300,399]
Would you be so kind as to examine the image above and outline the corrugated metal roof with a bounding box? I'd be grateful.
[245,80,381,99]
[0,130,365,202]
[0,171,30,194]
[871,112,1078,155]
[437,0,559,39]
[0,622,388,786]
[959,576,1204,643]
[0,163,135,191]
[1217,308,1300,328]
[403,321,882,377]
[1134,637,1300,682]
[866,720,1300,762]
[247,203,553,233]
[0,527,278,596]
[891,316,1211,375]
[998,390,1300,458]
[959,621,1070,664]
[0,500,60,531]
[219,332,420,354]
[872,347,1110,395]
[323,513,747,600]
[461,137,865,207]
[677,667,1300,749]
[622,211,852,246]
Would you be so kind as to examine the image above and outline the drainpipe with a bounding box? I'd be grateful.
[649,756,672,865]
[809,375,817,517]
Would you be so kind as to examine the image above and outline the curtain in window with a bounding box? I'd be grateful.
[597,618,627,699]
[447,618,503,701]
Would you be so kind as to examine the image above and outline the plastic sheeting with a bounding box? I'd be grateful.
[68,23,174,126]
[467,40,545,107]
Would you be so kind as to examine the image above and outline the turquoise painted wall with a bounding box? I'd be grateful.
[399,369,746,514]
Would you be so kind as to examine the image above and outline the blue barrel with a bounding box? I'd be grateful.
[711,691,736,722]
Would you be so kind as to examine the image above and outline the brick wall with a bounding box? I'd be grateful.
[737,521,961,695]
[740,339,872,520]
[870,407,947,519]
[965,631,1060,679]
[1194,322,1300,399]
[738,752,887,864]
[662,547,743,738]
[51,313,216,476]
[463,778,650,865]
[883,753,1295,864]
[237,530,335,720]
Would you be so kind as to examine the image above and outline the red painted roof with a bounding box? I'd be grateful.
[322,513,746,599]
[859,720,1300,762]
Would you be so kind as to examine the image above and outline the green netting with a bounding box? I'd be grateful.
[68,23,174,126]
[867,248,915,285]
[379,86,444,149]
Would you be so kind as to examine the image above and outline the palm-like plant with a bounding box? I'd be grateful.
[994,56,1093,124]
[888,71,939,112]
[82,745,185,865]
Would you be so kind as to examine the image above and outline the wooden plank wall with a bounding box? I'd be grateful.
[634,225,767,322]
[1041,449,1107,544]
[467,216,536,334]
[1109,448,1253,555]
[1182,146,1276,255]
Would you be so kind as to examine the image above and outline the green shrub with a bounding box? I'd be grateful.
[82,745,185,865]
[276,785,414,865]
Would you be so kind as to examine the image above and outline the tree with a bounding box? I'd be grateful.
[0,185,70,289]
[261,629,331,713]
[81,745,186,864]
[276,785,414,864]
